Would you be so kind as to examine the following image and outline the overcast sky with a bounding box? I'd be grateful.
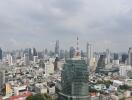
[0,0,132,52]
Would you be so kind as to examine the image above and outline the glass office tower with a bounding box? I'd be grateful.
[58,59,89,100]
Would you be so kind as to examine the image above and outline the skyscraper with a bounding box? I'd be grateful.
[114,53,119,60]
[55,40,59,57]
[106,49,110,64]
[96,54,106,73]
[128,47,132,66]
[69,47,75,58]
[7,54,13,66]
[24,53,29,65]
[122,54,128,64]
[60,49,65,59]
[44,48,48,55]
[33,48,37,56]
[59,60,89,100]
[29,48,33,61]
[81,50,85,58]
[86,43,93,65]
[113,53,119,65]
[0,48,2,60]
[43,48,48,59]
[0,70,5,92]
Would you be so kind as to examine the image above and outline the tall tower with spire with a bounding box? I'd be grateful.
[73,36,81,60]
[76,36,80,56]
[55,40,59,57]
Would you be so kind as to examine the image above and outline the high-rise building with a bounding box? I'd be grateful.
[54,57,59,71]
[49,50,55,57]
[86,43,93,65]
[64,50,69,60]
[55,40,59,57]
[37,52,43,59]
[33,56,38,63]
[0,70,5,92]
[106,49,110,64]
[7,54,13,66]
[121,54,128,64]
[114,53,119,60]
[44,48,48,55]
[0,48,2,60]
[33,48,37,56]
[69,47,75,58]
[43,48,49,59]
[112,53,119,65]
[119,65,131,77]
[60,50,65,59]
[59,60,89,100]
[15,50,22,59]
[128,47,132,66]
[29,48,33,61]
[24,53,29,65]
[81,50,85,58]
[45,59,54,76]
[96,54,106,73]
[24,48,33,63]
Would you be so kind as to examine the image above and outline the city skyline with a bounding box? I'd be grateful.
[0,0,132,52]
[0,1,132,99]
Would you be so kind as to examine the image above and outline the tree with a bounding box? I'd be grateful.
[120,97,125,100]
[26,93,52,100]
[96,80,113,88]
[119,85,130,90]
[42,93,52,100]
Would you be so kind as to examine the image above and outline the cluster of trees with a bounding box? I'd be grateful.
[26,93,52,100]
[119,84,131,90]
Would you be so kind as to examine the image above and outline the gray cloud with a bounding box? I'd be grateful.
[0,0,132,52]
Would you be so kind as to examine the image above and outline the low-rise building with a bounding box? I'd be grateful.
[94,84,106,91]
[125,79,132,87]
[119,65,131,77]
[35,83,47,94]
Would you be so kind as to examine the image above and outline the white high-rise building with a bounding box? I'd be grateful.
[128,47,132,66]
[106,49,110,64]
[86,42,93,65]
[7,54,13,66]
